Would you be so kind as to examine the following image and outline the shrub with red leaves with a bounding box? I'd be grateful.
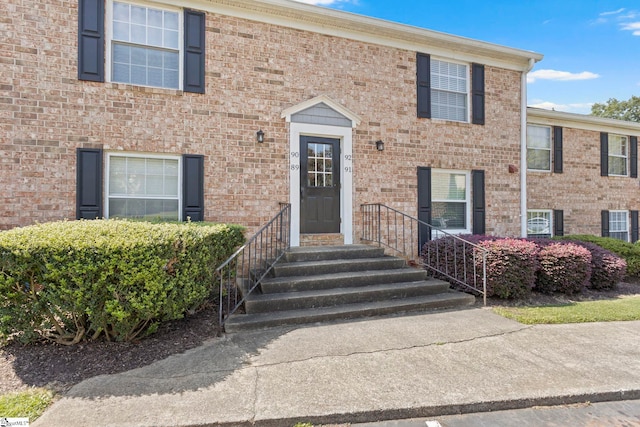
[536,242,592,294]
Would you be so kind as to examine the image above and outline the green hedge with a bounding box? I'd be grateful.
[556,235,640,278]
[0,220,244,344]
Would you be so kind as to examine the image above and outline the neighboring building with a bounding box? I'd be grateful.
[526,108,640,242]
[3,0,638,246]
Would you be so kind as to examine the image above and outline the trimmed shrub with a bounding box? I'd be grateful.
[422,236,538,299]
[0,220,245,344]
[562,240,626,290]
[556,235,640,279]
[536,242,592,294]
[479,238,539,299]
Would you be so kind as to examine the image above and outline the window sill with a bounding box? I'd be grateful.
[105,82,184,96]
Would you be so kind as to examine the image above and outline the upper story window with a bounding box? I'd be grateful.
[527,125,552,171]
[430,59,468,122]
[416,53,484,124]
[608,134,628,176]
[107,1,182,89]
[106,153,181,220]
[431,169,471,233]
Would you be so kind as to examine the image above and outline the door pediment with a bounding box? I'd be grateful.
[281,95,361,128]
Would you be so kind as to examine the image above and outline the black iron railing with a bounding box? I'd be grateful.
[216,203,291,326]
[361,203,487,305]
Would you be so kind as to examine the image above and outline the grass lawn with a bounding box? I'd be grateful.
[493,295,640,324]
[0,388,55,421]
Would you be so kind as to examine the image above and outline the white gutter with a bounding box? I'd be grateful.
[521,58,536,237]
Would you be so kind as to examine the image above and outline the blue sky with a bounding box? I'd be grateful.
[292,0,640,115]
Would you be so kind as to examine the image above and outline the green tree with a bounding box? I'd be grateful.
[591,95,640,122]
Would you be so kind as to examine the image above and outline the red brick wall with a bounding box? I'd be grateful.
[1,0,524,238]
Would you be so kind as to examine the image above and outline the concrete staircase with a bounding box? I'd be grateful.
[223,245,475,332]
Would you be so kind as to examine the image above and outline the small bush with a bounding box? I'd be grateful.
[422,236,538,299]
[561,240,626,290]
[0,219,245,344]
[536,242,592,294]
[558,235,640,279]
[480,238,539,299]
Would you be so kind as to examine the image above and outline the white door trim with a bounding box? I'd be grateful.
[289,122,353,246]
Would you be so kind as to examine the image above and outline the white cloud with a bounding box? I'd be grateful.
[528,101,594,114]
[621,21,640,35]
[600,8,625,16]
[527,69,600,83]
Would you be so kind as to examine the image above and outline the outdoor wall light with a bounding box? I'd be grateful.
[256,129,265,143]
[375,140,384,151]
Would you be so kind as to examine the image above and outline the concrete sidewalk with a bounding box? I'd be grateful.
[34,308,640,427]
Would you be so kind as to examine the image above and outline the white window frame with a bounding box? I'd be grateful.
[526,125,552,172]
[526,209,553,237]
[609,210,630,242]
[431,169,471,235]
[105,0,184,90]
[105,152,183,220]
[608,134,629,177]
[430,58,470,123]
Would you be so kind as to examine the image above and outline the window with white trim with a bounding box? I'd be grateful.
[608,134,628,176]
[527,125,552,171]
[106,153,181,220]
[609,210,629,241]
[108,0,182,89]
[431,59,468,122]
[527,210,552,237]
[431,170,470,232]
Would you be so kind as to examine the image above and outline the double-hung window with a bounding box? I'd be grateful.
[431,59,468,122]
[108,1,182,89]
[527,125,552,171]
[608,134,628,176]
[106,153,181,220]
[431,170,470,232]
[609,210,629,241]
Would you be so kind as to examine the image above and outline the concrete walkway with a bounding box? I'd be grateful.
[34,308,640,427]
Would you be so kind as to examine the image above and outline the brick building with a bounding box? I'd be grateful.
[527,107,640,241]
[2,0,638,244]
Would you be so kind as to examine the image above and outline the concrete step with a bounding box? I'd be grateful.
[224,291,476,332]
[284,244,385,262]
[260,268,428,294]
[271,256,406,277]
[245,280,450,313]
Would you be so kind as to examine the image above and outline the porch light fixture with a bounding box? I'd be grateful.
[375,140,384,151]
[256,129,265,143]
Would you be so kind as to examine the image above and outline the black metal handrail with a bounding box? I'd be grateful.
[361,203,487,305]
[216,203,291,327]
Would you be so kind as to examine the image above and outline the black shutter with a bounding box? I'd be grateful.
[417,167,432,250]
[76,148,103,219]
[631,136,638,178]
[182,154,205,221]
[553,210,564,237]
[601,210,610,237]
[553,126,563,173]
[472,170,486,234]
[471,63,485,125]
[184,9,206,94]
[601,132,609,177]
[632,211,639,243]
[416,53,431,119]
[78,0,105,82]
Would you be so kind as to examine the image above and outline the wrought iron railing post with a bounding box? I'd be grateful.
[216,203,292,327]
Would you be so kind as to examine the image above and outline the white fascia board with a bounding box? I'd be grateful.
[528,108,640,136]
[154,0,543,71]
